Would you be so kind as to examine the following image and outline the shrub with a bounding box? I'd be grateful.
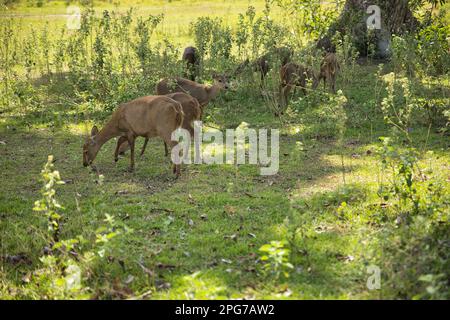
[8,156,132,299]
[416,12,450,76]
[259,241,294,280]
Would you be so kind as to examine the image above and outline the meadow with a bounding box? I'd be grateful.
[0,0,449,299]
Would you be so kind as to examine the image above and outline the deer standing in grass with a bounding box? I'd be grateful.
[116,92,201,159]
[156,73,230,113]
[82,95,184,176]
[313,52,340,93]
[182,46,200,81]
[279,62,315,108]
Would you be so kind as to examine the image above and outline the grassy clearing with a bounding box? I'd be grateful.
[1,0,449,300]
[1,62,448,299]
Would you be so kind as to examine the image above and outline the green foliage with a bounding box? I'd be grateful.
[33,155,65,243]
[416,12,450,75]
[334,32,360,85]
[190,16,233,73]
[380,73,416,141]
[293,90,348,140]
[134,14,163,76]
[0,0,449,300]
[235,3,289,59]
[259,241,293,280]
[391,35,418,78]
[10,156,133,299]
[370,66,450,299]
[275,0,340,45]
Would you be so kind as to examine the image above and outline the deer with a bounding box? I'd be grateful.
[82,95,184,176]
[234,46,293,84]
[279,62,315,108]
[316,36,336,54]
[156,74,230,113]
[313,52,340,93]
[234,56,270,83]
[115,92,202,159]
[182,46,200,81]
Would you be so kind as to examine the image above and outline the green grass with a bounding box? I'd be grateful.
[1,0,282,45]
[1,62,448,299]
[1,1,449,300]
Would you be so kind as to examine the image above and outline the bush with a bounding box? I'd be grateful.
[416,12,450,76]
[6,156,133,299]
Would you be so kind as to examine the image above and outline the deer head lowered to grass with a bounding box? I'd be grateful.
[82,95,184,176]
[279,62,316,108]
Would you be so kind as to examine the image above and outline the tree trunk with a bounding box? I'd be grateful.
[318,0,419,58]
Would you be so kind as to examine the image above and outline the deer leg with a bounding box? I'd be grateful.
[140,138,149,157]
[189,63,195,81]
[165,139,181,177]
[278,83,285,109]
[301,86,307,96]
[127,134,136,172]
[312,74,321,90]
[187,124,195,138]
[299,77,307,96]
[164,142,169,157]
[259,72,265,89]
[325,74,332,93]
[282,84,293,109]
[115,136,128,162]
[331,74,337,94]
[188,123,201,164]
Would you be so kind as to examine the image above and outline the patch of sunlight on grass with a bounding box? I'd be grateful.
[66,122,95,136]
[285,124,303,136]
[111,181,148,194]
[154,271,228,299]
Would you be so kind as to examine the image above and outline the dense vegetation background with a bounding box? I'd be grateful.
[0,0,449,299]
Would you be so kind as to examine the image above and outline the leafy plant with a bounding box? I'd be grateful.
[259,241,293,279]
[12,156,133,299]
[33,155,65,243]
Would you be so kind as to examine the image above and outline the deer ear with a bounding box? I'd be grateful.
[91,126,99,137]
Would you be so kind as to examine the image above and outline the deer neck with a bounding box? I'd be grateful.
[206,84,222,102]
[92,121,121,157]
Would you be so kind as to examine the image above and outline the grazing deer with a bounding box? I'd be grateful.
[182,46,200,81]
[279,62,315,108]
[82,95,184,176]
[156,74,229,110]
[115,92,201,158]
[313,53,340,93]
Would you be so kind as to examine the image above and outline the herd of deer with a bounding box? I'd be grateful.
[82,46,340,177]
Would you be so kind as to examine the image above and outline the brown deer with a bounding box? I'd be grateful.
[279,62,315,108]
[234,56,270,83]
[115,92,201,158]
[234,47,293,83]
[82,95,184,176]
[182,46,200,81]
[156,74,229,110]
[313,52,340,93]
